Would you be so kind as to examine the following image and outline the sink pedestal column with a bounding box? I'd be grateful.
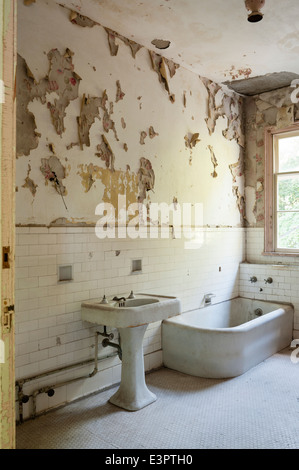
[109,324,157,411]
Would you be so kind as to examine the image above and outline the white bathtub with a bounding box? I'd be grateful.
[162,297,293,378]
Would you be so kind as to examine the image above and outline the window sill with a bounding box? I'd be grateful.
[262,251,299,257]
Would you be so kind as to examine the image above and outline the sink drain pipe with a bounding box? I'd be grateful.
[102,337,122,360]
[16,331,120,422]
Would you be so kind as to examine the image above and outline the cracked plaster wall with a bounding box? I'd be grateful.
[16,0,244,228]
[14,0,248,417]
[244,87,299,227]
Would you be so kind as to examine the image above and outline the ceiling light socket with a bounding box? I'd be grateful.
[245,0,265,22]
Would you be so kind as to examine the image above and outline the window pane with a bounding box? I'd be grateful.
[277,174,299,210]
[278,135,299,172]
[277,212,299,249]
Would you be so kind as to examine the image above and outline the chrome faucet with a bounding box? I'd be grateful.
[113,296,126,306]
[113,296,126,302]
[204,293,215,306]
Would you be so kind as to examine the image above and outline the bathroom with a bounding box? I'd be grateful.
[1,0,299,450]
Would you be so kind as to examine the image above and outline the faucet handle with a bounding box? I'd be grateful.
[100,295,108,304]
[264,277,273,284]
[128,290,135,299]
[204,293,215,306]
[250,276,257,283]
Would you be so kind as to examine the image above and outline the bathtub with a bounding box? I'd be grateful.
[162,297,293,379]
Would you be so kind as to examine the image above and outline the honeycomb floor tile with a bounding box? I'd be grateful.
[16,347,299,449]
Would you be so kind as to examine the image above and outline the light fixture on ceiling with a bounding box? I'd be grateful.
[245,0,265,23]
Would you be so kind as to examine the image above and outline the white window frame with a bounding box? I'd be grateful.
[264,123,299,256]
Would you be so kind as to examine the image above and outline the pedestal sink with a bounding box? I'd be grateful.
[81,293,181,411]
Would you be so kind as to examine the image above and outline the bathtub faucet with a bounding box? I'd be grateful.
[204,293,216,306]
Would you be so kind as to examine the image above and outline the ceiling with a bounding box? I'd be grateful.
[58,0,299,95]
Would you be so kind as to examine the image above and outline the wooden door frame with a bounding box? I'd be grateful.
[0,0,16,449]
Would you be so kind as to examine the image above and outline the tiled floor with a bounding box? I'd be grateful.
[16,347,299,450]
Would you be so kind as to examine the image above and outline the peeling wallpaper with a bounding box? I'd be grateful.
[16,0,245,228]
[244,87,299,227]
[14,0,299,421]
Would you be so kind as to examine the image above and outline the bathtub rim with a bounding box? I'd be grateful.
[162,296,294,333]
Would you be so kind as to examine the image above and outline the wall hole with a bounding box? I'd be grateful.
[58,265,73,282]
[131,259,142,274]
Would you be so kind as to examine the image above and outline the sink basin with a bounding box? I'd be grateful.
[81,293,181,328]
[121,298,159,307]
[81,293,181,411]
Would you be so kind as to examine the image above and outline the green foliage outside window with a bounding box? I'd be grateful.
[276,143,299,249]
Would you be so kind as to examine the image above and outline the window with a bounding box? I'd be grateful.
[264,124,299,255]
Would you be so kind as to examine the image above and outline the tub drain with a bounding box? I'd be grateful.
[254,308,263,316]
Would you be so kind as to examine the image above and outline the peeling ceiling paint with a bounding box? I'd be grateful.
[225,71,299,96]
[57,0,299,94]
[151,39,171,50]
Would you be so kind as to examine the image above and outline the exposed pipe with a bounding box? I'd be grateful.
[102,337,122,360]
[98,325,114,340]
[16,330,121,422]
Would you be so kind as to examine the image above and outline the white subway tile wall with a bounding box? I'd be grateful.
[15,226,244,418]
[243,228,299,333]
